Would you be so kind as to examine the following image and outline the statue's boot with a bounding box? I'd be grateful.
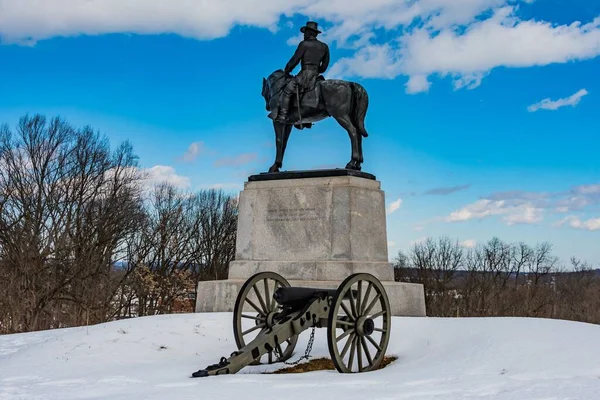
[275,109,288,123]
[276,86,294,123]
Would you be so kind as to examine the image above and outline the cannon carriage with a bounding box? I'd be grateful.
[192,271,391,377]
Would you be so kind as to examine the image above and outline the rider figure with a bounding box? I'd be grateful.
[276,21,330,124]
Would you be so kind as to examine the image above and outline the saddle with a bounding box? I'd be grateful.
[292,75,325,109]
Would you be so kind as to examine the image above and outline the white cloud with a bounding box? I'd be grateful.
[460,239,477,248]
[555,183,600,212]
[446,199,503,221]
[386,198,403,214]
[287,32,304,46]
[575,183,600,194]
[2,1,599,93]
[555,196,593,213]
[401,10,600,72]
[405,75,432,94]
[446,199,543,225]
[442,182,600,227]
[325,6,600,93]
[0,0,290,44]
[180,141,205,162]
[328,44,402,79]
[557,216,600,231]
[6,0,482,45]
[387,241,397,248]
[452,72,488,91]
[528,89,589,112]
[503,205,543,225]
[142,165,190,189]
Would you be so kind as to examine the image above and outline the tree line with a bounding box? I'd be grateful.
[394,237,600,324]
[0,115,237,334]
[1,114,598,335]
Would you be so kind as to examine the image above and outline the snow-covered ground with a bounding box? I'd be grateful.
[1,313,599,400]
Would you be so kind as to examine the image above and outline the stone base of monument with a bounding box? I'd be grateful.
[196,279,425,316]
[195,169,426,317]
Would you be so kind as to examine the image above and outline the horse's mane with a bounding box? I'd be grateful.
[266,69,289,98]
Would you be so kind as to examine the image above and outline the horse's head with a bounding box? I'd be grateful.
[262,69,287,112]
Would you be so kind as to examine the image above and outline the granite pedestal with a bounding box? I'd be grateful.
[196,170,426,317]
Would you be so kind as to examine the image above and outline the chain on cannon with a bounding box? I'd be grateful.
[191,272,392,377]
[274,326,315,366]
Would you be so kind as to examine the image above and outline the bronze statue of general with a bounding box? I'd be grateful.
[262,21,371,173]
[276,21,330,124]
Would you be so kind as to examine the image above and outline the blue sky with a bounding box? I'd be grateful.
[0,0,599,265]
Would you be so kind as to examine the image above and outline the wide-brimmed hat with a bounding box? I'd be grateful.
[300,21,322,34]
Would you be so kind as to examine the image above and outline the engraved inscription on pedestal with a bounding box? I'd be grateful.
[266,207,319,222]
[236,178,391,262]
[251,186,332,261]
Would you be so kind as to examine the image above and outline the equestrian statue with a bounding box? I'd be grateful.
[261,21,370,172]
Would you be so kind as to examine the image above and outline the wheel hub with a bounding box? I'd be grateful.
[355,316,375,336]
[363,318,375,335]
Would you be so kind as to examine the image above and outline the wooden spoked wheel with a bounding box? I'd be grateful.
[327,273,392,373]
[233,272,298,365]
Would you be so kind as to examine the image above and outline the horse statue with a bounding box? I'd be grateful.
[261,69,369,173]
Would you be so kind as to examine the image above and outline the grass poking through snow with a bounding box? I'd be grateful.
[267,356,398,374]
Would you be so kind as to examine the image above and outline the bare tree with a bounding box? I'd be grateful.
[523,242,558,316]
[402,237,464,316]
[131,183,199,315]
[393,250,411,282]
[0,114,144,332]
[194,189,237,282]
[119,184,239,317]
[553,257,599,323]
[391,236,599,323]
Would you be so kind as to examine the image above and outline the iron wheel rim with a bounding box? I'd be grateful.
[233,271,298,365]
[327,273,391,373]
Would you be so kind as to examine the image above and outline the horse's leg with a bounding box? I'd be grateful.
[281,123,292,162]
[269,121,284,172]
[358,132,364,164]
[332,114,361,170]
[269,122,293,172]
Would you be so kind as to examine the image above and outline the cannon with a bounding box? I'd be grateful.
[192,272,391,377]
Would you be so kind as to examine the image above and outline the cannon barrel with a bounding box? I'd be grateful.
[274,287,337,310]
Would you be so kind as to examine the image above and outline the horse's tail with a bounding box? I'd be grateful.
[351,82,369,138]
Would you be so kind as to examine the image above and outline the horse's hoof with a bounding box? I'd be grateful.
[345,162,361,171]
[268,165,280,173]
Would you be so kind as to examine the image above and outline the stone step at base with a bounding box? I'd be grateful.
[196,279,426,317]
